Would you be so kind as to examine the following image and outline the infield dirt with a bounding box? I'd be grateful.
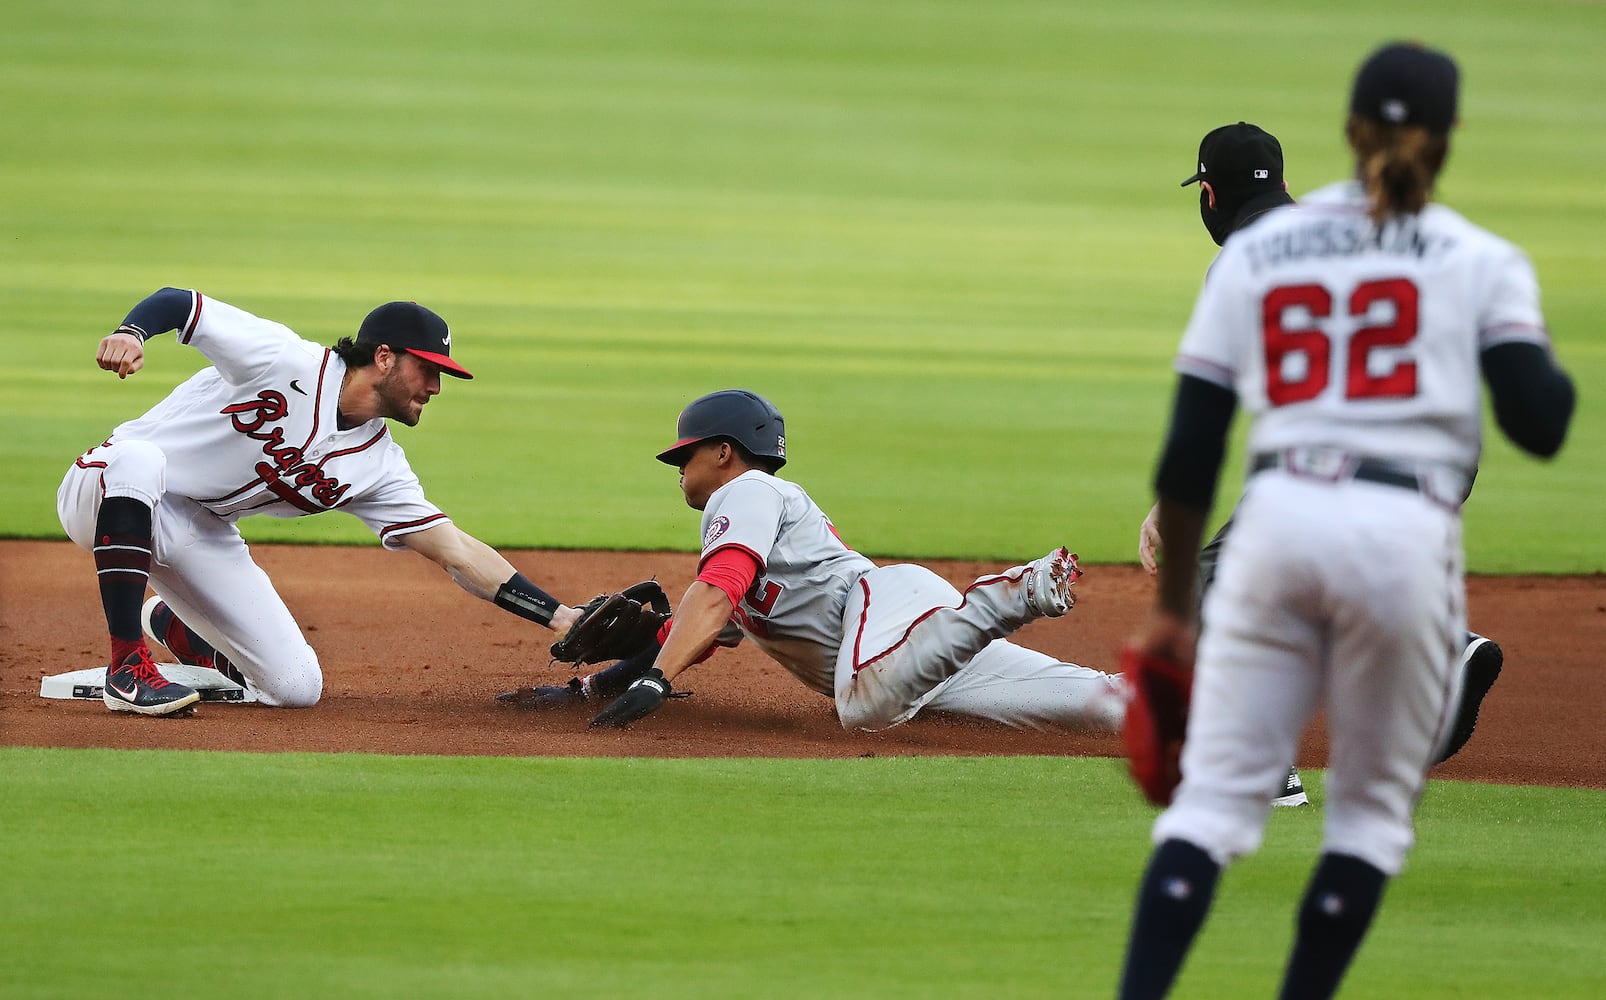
[3,540,1601,788]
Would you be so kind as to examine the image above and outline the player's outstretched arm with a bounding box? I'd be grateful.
[400,522,580,633]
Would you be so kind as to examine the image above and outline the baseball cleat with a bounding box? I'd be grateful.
[142,596,249,687]
[1024,547,1082,618]
[1272,765,1309,807]
[103,645,200,716]
[1436,634,1503,764]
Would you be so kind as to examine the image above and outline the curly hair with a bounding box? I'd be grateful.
[329,336,381,369]
[1346,116,1449,225]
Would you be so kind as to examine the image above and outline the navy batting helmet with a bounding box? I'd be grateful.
[656,389,786,469]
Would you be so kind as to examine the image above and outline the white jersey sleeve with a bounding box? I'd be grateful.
[176,292,301,387]
[1475,245,1549,350]
[336,437,452,549]
[698,473,784,568]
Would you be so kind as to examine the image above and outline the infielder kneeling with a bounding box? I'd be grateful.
[569,389,1123,733]
[59,288,582,715]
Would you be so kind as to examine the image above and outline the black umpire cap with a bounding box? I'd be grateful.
[1180,122,1286,198]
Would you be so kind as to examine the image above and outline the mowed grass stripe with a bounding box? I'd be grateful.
[3,749,1603,998]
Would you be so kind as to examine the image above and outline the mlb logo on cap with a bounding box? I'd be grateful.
[1180,122,1285,195]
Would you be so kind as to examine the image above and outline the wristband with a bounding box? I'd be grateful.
[494,572,561,626]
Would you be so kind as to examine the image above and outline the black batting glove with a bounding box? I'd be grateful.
[590,668,671,728]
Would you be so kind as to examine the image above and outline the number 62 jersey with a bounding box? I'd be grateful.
[1176,179,1554,473]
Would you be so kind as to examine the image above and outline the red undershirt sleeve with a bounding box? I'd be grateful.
[697,546,762,610]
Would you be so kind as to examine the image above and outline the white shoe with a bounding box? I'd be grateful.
[1024,547,1082,618]
[1272,765,1309,807]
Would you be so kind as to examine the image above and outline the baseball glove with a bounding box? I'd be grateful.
[549,580,672,666]
[1120,644,1193,807]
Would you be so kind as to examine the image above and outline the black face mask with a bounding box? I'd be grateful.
[1200,187,1237,246]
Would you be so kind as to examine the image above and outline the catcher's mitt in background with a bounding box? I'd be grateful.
[1121,644,1193,807]
[549,580,672,666]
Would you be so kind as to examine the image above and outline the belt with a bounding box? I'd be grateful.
[1250,451,1422,491]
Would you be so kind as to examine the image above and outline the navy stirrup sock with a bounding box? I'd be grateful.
[1277,852,1388,1000]
[1118,838,1222,999]
[94,497,154,662]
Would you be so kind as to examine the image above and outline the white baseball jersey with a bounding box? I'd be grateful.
[58,291,457,707]
[698,470,875,695]
[1177,180,1551,473]
[93,291,449,548]
[1152,181,1554,876]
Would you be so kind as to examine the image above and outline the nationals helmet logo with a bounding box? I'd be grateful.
[703,515,731,547]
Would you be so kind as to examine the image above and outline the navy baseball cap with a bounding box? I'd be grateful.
[1180,122,1286,195]
[357,301,473,379]
[1349,42,1459,134]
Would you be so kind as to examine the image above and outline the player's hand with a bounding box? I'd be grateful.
[590,668,671,728]
[550,604,582,636]
[1138,503,1163,576]
[97,331,146,379]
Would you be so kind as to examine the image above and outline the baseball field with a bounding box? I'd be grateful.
[2,1,1603,997]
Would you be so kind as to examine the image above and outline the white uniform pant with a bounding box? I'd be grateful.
[834,562,1122,733]
[1153,474,1465,876]
[58,440,323,707]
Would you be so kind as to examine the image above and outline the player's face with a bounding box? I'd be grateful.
[376,350,441,427]
[677,441,725,511]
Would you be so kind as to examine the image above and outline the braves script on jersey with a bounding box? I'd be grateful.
[1178,180,1550,473]
[698,470,875,694]
[77,292,448,547]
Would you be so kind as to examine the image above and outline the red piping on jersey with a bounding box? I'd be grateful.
[1175,353,1235,386]
[380,512,450,543]
[698,541,767,574]
[1480,321,1549,342]
[179,291,204,345]
[848,567,1025,672]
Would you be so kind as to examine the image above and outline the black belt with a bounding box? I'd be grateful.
[1250,451,1424,492]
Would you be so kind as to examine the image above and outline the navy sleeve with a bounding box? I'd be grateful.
[1153,374,1238,511]
[116,287,193,341]
[1480,342,1575,459]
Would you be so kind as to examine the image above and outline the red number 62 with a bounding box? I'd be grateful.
[1262,278,1419,405]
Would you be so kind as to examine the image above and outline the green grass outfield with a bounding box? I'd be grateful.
[4,4,1602,998]
[3,0,1603,570]
[2,749,1601,999]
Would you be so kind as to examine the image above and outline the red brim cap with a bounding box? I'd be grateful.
[656,436,707,465]
[402,348,473,380]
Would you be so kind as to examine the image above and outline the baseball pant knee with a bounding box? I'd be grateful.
[1151,788,1271,866]
[242,646,323,708]
[1319,806,1415,877]
[99,439,168,509]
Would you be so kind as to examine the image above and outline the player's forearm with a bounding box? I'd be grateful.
[654,582,733,683]
[405,523,576,629]
[116,287,194,341]
[1153,498,1206,619]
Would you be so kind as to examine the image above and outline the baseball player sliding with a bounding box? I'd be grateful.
[59,288,582,715]
[522,389,1124,734]
[1116,43,1575,1000]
